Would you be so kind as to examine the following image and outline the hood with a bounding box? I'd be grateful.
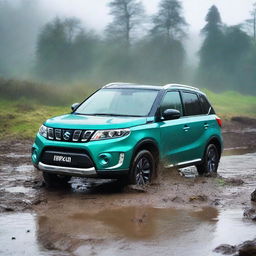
[45,114,148,130]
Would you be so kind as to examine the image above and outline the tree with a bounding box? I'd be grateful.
[64,17,82,43]
[199,5,224,67]
[35,17,69,81]
[0,0,45,77]
[202,5,222,35]
[132,36,185,83]
[35,17,98,82]
[197,5,253,93]
[106,0,145,47]
[151,0,187,41]
[135,0,188,83]
[222,26,251,91]
[197,5,225,90]
[244,3,256,41]
[70,29,99,79]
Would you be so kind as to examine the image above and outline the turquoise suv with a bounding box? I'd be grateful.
[32,83,223,186]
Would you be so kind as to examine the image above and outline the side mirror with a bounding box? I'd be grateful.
[162,109,181,121]
[71,103,80,111]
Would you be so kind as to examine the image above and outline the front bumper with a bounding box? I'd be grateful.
[32,133,134,178]
[36,162,129,178]
[38,162,97,177]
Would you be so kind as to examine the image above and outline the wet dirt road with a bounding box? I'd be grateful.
[0,119,255,256]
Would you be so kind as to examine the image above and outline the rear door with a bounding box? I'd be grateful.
[179,91,205,162]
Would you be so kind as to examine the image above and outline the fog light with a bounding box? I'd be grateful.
[99,153,112,166]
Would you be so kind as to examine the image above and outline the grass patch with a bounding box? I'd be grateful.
[203,90,256,119]
[0,100,69,139]
[215,177,227,187]
[0,77,95,105]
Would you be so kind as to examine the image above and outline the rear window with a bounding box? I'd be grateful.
[199,94,215,114]
[182,92,202,116]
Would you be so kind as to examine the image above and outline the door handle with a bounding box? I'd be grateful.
[204,123,209,129]
[183,125,190,131]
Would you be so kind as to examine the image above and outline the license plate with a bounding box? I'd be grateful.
[53,155,72,163]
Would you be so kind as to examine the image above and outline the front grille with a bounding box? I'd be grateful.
[46,128,94,142]
[40,149,94,168]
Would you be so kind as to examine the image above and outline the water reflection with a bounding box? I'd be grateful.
[1,207,255,256]
[36,206,219,255]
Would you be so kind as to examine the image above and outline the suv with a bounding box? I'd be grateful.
[32,83,223,186]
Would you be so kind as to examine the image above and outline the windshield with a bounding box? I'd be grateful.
[75,88,159,117]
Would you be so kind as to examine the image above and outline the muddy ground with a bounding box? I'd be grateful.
[0,118,255,256]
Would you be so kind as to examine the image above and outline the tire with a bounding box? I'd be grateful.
[129,150,155,185]
[42,172,71,188]
[196,144,219,176]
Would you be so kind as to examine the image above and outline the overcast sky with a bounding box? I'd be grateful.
[39,0,255,33]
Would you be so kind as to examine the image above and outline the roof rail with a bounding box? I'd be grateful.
[102,82,135,88]
[163,83,200,91]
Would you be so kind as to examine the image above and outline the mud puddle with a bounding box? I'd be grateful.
[0,122,256,255]
[0,213,68,256]
[1,207,255,256]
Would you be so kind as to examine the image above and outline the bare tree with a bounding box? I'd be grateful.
[106,0,145,47]
[64,17,82,43]
[244,3,256,41]
[152,0,187,41]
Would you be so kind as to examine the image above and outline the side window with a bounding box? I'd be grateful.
[160,91,183,116]
[182,92,202,116]
[199,94,215,114]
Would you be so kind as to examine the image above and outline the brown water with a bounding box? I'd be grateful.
[0,206,255,256]
[0,151,256,256]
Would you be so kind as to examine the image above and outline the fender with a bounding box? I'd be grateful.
[130,138,160,168]
[203,135,223,160]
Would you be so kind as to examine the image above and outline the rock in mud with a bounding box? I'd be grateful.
[225,178,245,186]
[214,238,256,255]
[243,208,256,221]
[251,189,256,202]
[0,204,14,212]
[214,244,237,254]
[125,185,147,193]
[212,198,222,206]
[238,239,256,256]
[189,195,207,202]
[32,180,45,189]
[32,197,47,206]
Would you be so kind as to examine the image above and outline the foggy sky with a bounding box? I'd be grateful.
[38,0,255,33]
[8,0,255,66]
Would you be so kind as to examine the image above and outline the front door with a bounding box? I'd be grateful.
[159,91,189,166]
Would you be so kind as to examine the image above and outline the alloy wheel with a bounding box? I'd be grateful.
[135,156,152,185]
[207,146,218,173]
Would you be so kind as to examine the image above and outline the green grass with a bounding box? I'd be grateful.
[0,87,255,139]
[0,100,69,139]
[203,90,256,119]
[215,177,227,187]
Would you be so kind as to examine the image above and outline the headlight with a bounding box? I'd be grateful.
[91,129,130,141]
[39,125,47,138]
